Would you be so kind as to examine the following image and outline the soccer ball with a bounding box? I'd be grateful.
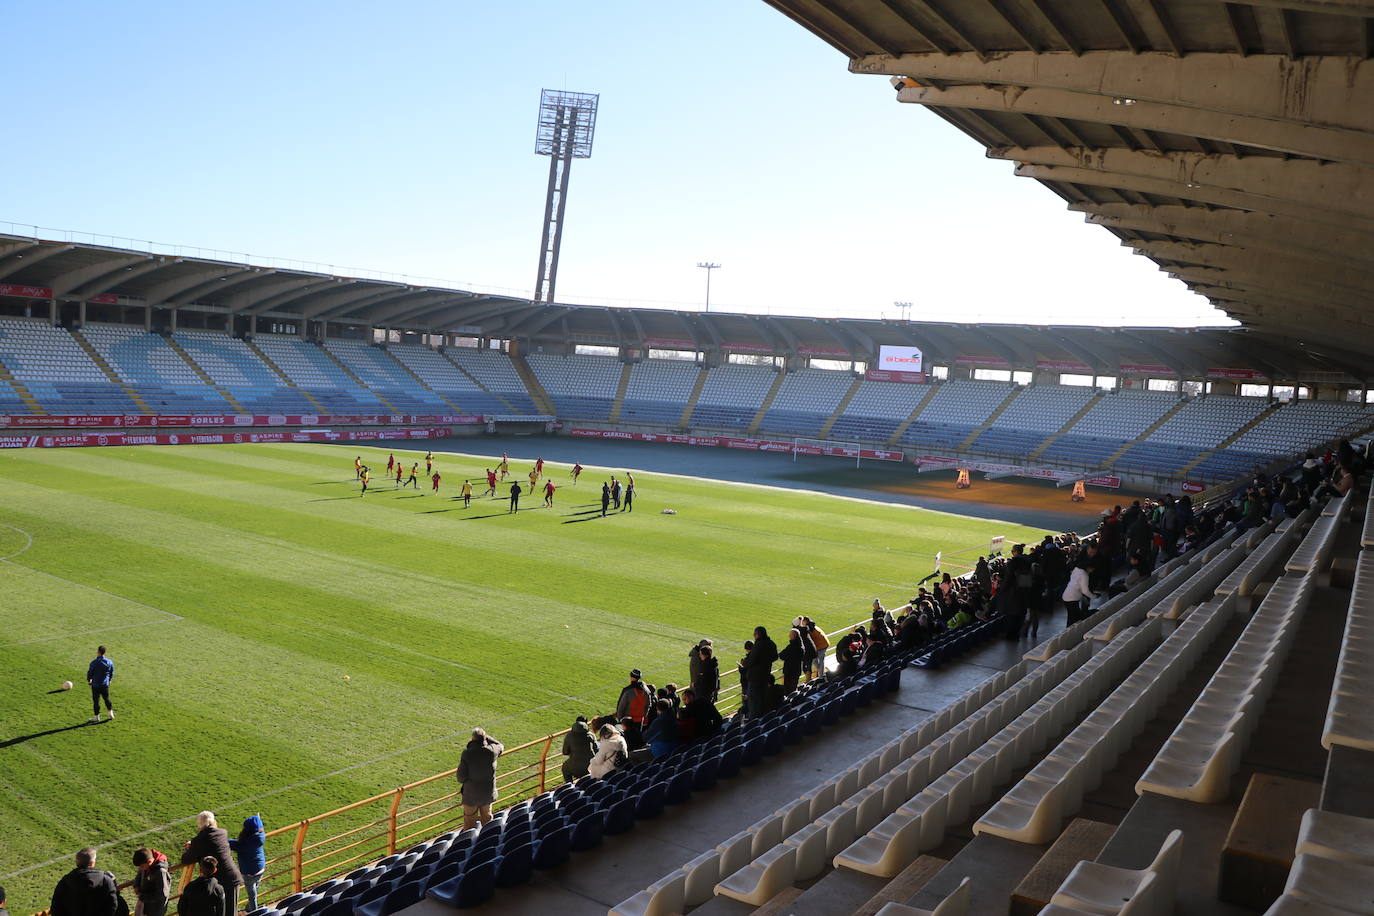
[61,681,73,691]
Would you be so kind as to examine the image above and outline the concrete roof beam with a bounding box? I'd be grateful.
[1015,162,1374,234]
[48,254,151,298]
[0,243,75,281]
[992,145,1374,225]
[897,83,1374,166]
[67,258,172,299]
[859,50,1374,134]
[1072,203,1374,269]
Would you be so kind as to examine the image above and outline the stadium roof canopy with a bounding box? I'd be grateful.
[0,233,1369,383]
[759,0,1374,356]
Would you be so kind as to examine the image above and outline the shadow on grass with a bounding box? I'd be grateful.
[308,496,362,502]
[461,507,535,519]
[2,719,106,748]
[562,512,611,524]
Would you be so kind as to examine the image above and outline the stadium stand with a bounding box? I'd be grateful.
[971,385,1096,459]
[250,335,388,413]
[321,339,449,413]
[0,317,142,413]
[523,353,623,421]
[827,378,925,444]
[618,359,700,427]
[172,329,319,414]
[1114,396,1271,480]
[756,368,855,438]
[2,313,1370,489]
[686,364,777,431]
[79,323,232,413]
[591,460,1365,916]
[384,344,505,416]
[900,380,1013,451]
[1039,390,1180,469]
[442,347,540,414]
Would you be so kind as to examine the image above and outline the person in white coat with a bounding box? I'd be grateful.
[1062,562,1097,625]
[587,723,628,779]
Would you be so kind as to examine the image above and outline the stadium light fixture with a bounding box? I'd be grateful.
[894,300,912,322]
[532,89,600,305]
[697,262,721,312]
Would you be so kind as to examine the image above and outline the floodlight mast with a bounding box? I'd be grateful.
[533,89,599,305]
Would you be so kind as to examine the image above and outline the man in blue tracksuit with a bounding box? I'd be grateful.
[87,645,114,722]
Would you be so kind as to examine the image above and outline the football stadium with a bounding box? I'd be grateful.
[4,3,1374,916]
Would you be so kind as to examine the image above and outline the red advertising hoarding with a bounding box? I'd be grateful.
[865,369,927,384]
[1206,368,1266,381]
[720,341,775,354]
[0,283,117,304]
[568,428,904,462]
[0,426,458,450]
[0,413,482,429]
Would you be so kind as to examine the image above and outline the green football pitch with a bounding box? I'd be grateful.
[0,442,1047,909]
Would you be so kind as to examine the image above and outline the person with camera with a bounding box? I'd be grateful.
[457,727,505,829]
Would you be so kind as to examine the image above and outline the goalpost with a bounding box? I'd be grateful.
[791,436,864,468]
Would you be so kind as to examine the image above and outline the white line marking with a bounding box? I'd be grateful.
[0,522,183,648]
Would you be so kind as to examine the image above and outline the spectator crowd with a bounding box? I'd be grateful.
[43,439,1365,916]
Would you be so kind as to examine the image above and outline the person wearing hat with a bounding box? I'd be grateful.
[614,669,654,750]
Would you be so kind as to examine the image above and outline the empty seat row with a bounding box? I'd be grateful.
[578,661,907,916]
[1285,502,1345,574]
[1322,548,1374,754]
[1044,829,1182,916]
[1137,572,1313,804]
[978,598,1236,844]
[1273,809,1374,913]
[1082,548,1220,643]
[1144,535,1250,621]
[1215,524,1297,598]
[831,626,1162,879]
[688,661,1045,908]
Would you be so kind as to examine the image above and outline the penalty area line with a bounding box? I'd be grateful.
[0,522,185,648]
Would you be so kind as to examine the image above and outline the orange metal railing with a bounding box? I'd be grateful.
[247,615,876,905]
[26,610,897,916]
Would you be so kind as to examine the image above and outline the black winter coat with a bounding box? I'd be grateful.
[176,876,225,916]
[181,828,243,887]
[51,867,120,916]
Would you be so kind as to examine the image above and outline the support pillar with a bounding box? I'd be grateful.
[169,308,177,333]
[144,305,152,331]
[49,298,58,326]
[78,300,86,327]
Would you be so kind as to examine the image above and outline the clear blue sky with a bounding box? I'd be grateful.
[4,0,1230,327]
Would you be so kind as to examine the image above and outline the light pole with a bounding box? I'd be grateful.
[697,262,721,312]
[894,300,912,322]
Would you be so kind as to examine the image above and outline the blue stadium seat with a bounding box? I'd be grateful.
[717,745,744,779]
[568,812,605,851]
[427,860,495,909]
[351,882,393,916]
[532,825,573,869]
[603,795,637,835]
[493,841,534,887]
[379,881,425,916]
[692,757,721,791]
[664,768,694,805]
[633,782,667,819]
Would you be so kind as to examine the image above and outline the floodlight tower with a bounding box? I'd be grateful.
[533,89,599,304]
